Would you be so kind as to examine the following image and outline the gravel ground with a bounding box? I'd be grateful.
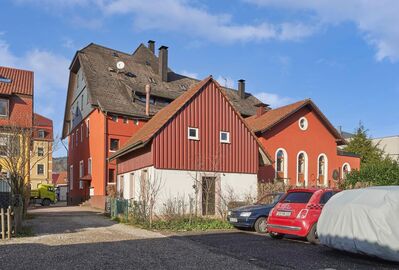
[0,205,261,270]
[0,205,397,270]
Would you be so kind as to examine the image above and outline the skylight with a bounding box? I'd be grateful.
[0,76,11,83]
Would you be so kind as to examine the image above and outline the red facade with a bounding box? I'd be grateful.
[253,106,360,187]
[117,79,261,175]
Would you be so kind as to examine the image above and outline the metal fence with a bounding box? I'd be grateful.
[106,197,129,221]
[0,180,11,209]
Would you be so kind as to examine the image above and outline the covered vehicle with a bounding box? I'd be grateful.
[227,193,284,233]
[318,186,399,263]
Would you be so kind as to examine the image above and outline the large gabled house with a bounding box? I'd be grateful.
[110,77,271,215]
[246,99,360,187]
[62,41,265,207]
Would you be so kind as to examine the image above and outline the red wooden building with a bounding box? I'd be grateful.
[111,77,271,215]
[246,99,360,187]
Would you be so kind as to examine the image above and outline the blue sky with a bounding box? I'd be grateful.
[1,0,399,157]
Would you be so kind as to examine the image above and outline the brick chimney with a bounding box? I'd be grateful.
[255,103,268,117]
[145,84,151,116]
[238,79,245,99]
[158,46,168,82]
[148,40,155,54]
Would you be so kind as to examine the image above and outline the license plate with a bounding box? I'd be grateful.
[229,217,238,223]
[276,211,291,217]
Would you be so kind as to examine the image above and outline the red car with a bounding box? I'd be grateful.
[267,188,339,244]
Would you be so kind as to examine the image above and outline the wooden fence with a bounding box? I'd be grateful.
[0,207,12,240]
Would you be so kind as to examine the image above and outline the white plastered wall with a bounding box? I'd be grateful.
[118,166,257,215]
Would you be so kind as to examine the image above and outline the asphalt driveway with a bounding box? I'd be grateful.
[0,205,397,270]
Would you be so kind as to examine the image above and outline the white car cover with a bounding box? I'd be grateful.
[318,186,399,262]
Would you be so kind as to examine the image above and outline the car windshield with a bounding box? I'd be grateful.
[281,192,313,203]
[256,193,282,205]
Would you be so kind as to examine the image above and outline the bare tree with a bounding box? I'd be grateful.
[138,170,164,228]
[0,121,57,231]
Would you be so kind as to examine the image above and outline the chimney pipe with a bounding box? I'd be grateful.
[148,40,155,54]
[158,46,168,82]
[238,79,245,99]
[145,84,151,116]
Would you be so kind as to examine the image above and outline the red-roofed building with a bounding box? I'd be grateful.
[0,66,33,128]
[110,77,271,215]
[246,100,360,187]
[30,113,54,188]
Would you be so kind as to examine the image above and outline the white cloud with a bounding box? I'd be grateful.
[0,36,69,156]
[255,92,293,108]
[180,70,199,79]
[216,75,234,89]
[102,0,316,43]
[246,0,399,62]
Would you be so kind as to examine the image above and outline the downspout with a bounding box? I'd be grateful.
[97,100,108,198]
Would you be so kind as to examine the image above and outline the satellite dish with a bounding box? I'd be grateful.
[116,61,125,70]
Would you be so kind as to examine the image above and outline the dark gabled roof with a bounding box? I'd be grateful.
[75,42,262,118]
[0,66,33,96]
[110,77,272,163]
[246,99,346,145]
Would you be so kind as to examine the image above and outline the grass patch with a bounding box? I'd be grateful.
[129,217,233,232]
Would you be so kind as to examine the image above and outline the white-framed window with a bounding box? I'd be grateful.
[79,180,84,190]
[342,163,351,178]
[38,130,45,138]
[299,117,308,131]
[111,115,118,122]
[123,116,128,124]
[88,157,92,175]
[317,154,328,186]
[79,160,84,178]
[0,98,9,117]
[38,147,44,156]
[134,119,139,126]
[81,124,83,142]
[110,138,119,151]
[220,131,230,143]
[275,148,288,183]
[296,151,309,186]
[86,119,90,137]
[188,127,199,140]
[37,164,44,175]
[69,165,73,190]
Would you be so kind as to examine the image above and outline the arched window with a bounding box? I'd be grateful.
[275,148,288,183]
[318,154,328,186]
[342,163,351,178]
[276,150,284,172]
[298,153,305,174]
[296,151,308,186]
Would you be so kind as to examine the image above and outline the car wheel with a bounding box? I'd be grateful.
[254,217,268,233]
[269,232,284,239]
[42,199,51,207]
[306,223,320,244]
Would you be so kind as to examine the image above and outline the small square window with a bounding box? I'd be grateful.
[38,130,45,138]
[220,131,230,143]
[123,116,128,124]
[188,127,199,140]
[110,139,119,151]
[38,147,44,156]
[111,115,118,122]
[134,119,139,126]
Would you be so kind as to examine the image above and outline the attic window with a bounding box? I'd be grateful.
[179,84,187,91]
[112,52,119,57]
[0,76,12,83]
[148,77,156,84]
[145,60,151,66]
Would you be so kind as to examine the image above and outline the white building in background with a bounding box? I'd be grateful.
[372,135,399,161]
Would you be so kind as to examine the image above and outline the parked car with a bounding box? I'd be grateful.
[267,188,339,243]
[227,192,284,233]
[318,186,399,262]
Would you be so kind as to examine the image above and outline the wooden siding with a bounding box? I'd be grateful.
[117,143,153,174]
[153,82,259,174]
